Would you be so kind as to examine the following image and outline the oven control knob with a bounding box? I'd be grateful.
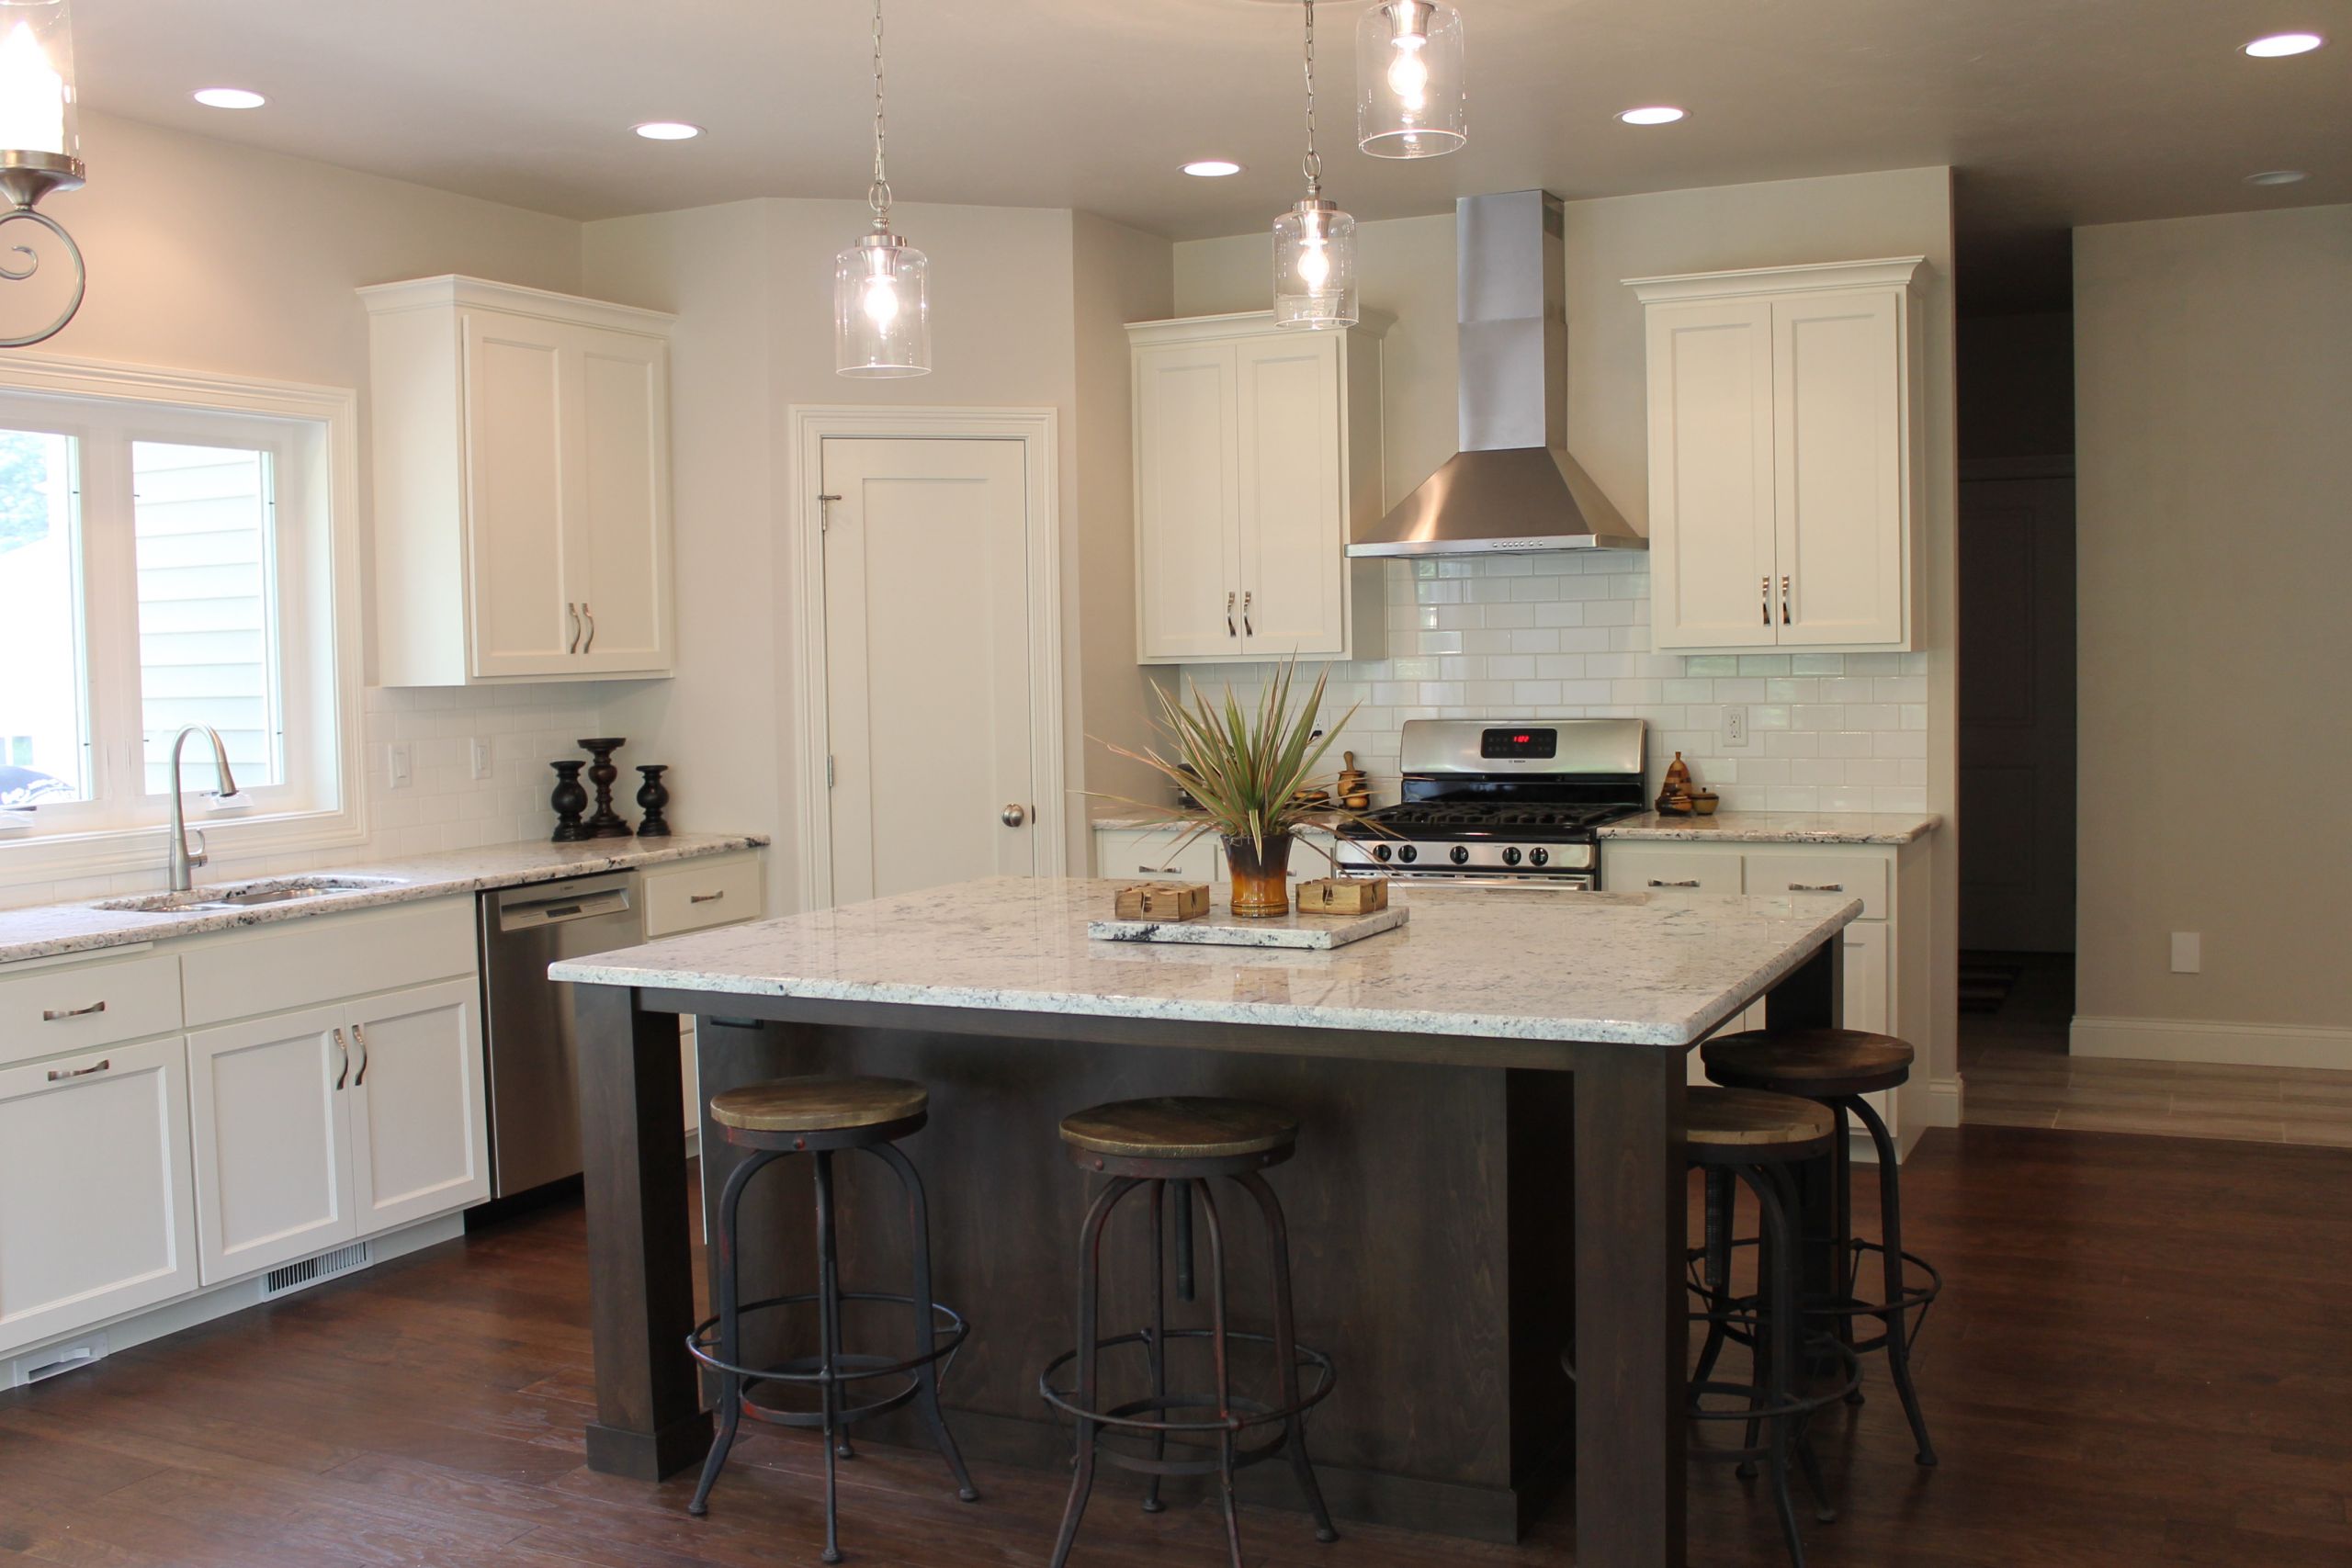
[1501,847,1522,866]
[1397,845,1418,863]
[1373,842,1392,862]
[1529,848,1550,867]
[1450,845,1471,865]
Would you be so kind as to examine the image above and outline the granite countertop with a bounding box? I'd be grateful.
[0,833,767,967]
[1599,811,1940,845]
[551,874,1860,1049]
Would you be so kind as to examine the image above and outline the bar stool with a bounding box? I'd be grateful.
[686,1076,977,1564]
[1701,1029,1941,1467]
[1038,1096,1337,1568]
[1685,1087,1854,1568]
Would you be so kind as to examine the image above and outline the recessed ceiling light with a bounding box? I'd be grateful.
[1182,160,1244,177]
[632,121,704,141]
[2245,169,2309,186]
[192,87,266,110]
[2243,32,2324,57]
[1616,106,1686,126]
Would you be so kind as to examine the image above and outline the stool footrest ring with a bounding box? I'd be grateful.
[1038,1326,1335,1438]
[688,1291,969,1432]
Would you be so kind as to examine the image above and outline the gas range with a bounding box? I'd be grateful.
[1332,718,1647,890]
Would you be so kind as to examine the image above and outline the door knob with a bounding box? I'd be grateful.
[1001,804,1027,827]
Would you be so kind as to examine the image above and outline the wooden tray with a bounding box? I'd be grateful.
[1089,900,1408,951]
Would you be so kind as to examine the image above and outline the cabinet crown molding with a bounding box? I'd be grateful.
[1623,255,1928,305]
[358,275,676,337]
[1125,309,1393,345]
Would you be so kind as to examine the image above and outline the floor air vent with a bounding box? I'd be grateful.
[12,1335,106,1388]
[263,1240,373,1299]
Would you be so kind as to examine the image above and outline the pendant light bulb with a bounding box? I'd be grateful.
[1272,2,1358,330]
[1357,0,1464,158]
[835,0,931,377]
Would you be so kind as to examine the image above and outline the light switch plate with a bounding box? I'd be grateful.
[469,738,492,780]
[2170,932,2200,974]
[387,742,413,790]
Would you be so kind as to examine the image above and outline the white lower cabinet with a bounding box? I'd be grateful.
[1091,825,1329,902]
[0,1037,200,1357]
[187,980,487,1288]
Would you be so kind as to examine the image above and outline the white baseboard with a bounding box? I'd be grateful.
[2071,1014,2352,1070]
[1919,1077,1964,1127]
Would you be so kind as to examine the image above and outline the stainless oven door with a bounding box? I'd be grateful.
[1342,871,1599,892]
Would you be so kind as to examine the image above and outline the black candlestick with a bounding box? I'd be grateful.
[548,761,589,842]
[576,738,632,839]
[635,765,672,838]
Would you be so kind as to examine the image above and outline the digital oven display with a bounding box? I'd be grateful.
[1480,728,1557,761]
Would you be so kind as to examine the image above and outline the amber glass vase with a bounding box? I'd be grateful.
[1224,832,1295,919]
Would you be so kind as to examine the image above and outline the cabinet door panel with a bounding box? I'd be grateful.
[1134,344,1241,660]
[1236,334,1347,655]
[571,327,673,674]
[462,316,575,678]
[0,1039,200,1355]
[347,980,490,1236]
[187,1004,353,1285]
[1095,827,1219,883]
[1645,301,1779,649]
[1774,290,1905,646]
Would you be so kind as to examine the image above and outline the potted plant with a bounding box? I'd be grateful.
[1096,660,1374,918]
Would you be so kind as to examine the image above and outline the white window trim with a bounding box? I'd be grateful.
[0,352,366,886]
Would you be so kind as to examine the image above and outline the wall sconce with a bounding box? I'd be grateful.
[0,0,85,346]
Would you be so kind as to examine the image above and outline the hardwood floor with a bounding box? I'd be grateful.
[5,1125,2350,1566]
[1961,952,2352,1146]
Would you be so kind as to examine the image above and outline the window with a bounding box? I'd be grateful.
[0,360,360,877]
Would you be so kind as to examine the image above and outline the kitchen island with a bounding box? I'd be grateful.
[554,876,1860,1568]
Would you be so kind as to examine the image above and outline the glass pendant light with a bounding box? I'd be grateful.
[0,0,86,346]
[1272,1,1357,331]
[835,0,929,377]
[1355,0,1464,157]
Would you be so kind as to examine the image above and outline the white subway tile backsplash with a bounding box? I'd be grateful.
[1178,556,1937,812]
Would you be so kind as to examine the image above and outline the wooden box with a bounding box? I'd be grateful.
[1113,882,1211,921]
[1296,877,1389,915]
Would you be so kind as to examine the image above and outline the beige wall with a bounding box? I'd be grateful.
[2074,205,2352,1056]
[1176,168,1965,1100]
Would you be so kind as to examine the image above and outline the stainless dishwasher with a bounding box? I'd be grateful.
[479,874,642,1197]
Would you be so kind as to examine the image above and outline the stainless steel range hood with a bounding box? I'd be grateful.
[1349,191,1645,558]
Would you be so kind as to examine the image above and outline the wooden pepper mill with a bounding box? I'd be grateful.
[1336,750,1371,811]
[1657,750,1694,814]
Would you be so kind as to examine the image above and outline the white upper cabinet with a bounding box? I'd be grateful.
[1129,312,1385,664]
[363,276,677,685]
[1628,258,1925,654]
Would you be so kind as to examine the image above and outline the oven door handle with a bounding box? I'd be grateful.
[1361,874,1598,892]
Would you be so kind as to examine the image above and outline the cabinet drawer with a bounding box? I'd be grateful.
[1603,848,1742,896]
[643,856,763,939]
[181,898,477,1028]
[1095,827,1218,884]
[1745,852,1886,919]
[0,951,183,1068]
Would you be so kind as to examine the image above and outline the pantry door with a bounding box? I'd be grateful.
[818,434,1043,904]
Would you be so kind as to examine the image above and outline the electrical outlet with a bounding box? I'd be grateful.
[387,742,413,790]
[1721,705,1749,749]
[469,738,493,781]
[2170,932,2201,975]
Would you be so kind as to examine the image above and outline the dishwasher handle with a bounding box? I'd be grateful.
[496,883,634,932]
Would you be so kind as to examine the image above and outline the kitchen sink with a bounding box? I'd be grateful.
[96,875,405,914]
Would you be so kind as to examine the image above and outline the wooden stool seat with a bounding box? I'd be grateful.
[710,1076,928,1134]
[1702,1028,1916,1098]
[1686,1087,1836,1162]
[1059,1096,1298,1162]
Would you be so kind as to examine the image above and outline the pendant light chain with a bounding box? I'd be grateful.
[867,0,891,226]
[1300,0,1321,197]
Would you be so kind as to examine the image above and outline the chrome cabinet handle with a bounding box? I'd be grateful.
[1001,804,1026,827]
[1226,592,1237,637]
[581,603,595,654]
[41,999,107,1021]
[1789,882,1845,893]
[333,1027,349,1091]
[1781,575,1791,626]
[352,1023,369,1088]
[567,602,582,654]
[1648,878,1702,889]
[1242,591,1253,637]
[1137,863,1182,874]
[47,1057,111,1081]
[1761,576,1771,626]
[687,891,726,905]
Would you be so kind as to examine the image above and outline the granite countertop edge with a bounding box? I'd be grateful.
[0,832,769,967]
[1598,811,1942,845]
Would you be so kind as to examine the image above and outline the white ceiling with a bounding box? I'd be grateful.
[73,0,2352,304]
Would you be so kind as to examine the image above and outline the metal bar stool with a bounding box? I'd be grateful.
[1038,1096,1337,1568]
[1701,1028,1942,1467]
[1685,1087,1857,1568]
[686,1076,978,1564]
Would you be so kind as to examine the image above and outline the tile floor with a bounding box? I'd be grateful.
[1959,952,2352,1146]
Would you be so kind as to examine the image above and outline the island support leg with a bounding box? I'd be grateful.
[1573,1047,1687,1568]
[576,984,711,1480]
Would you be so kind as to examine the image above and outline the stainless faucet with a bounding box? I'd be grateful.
[165,725,239,892]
